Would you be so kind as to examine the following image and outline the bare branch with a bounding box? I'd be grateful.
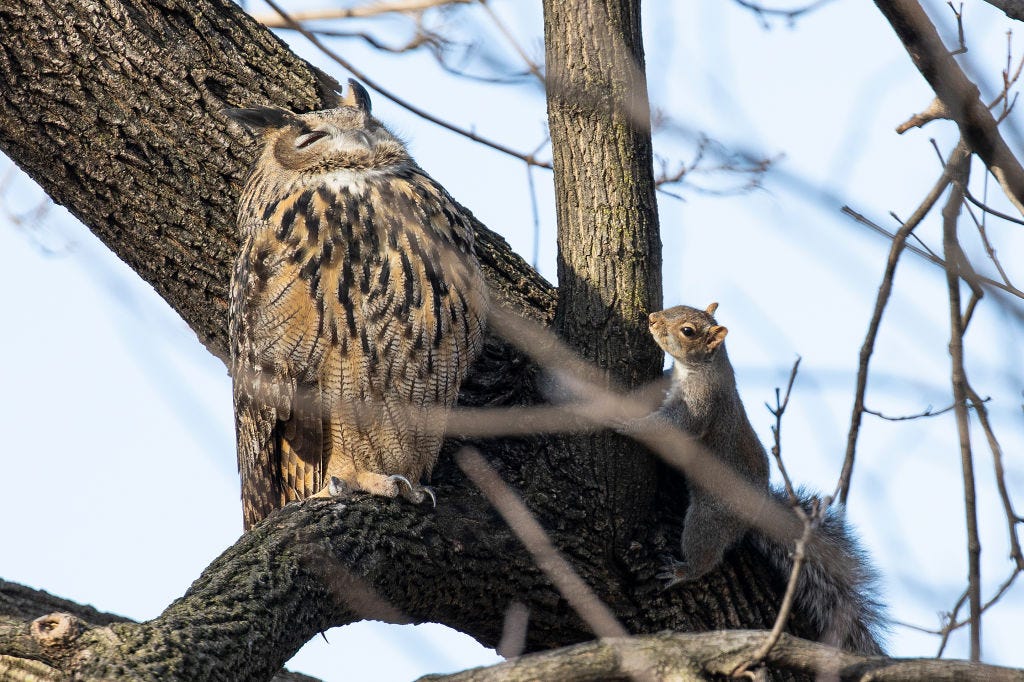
[964,187,1024,226]
[837,141,968,505]
[862,398,989,421]
[420,630,1024,682]
[732,0,837,27]
[456,448,629,639]
[841,205,1024,299]
[735,358,820,677]
[948,2,967,56]
[253,0,472,27]
[478,0,545,83]
[261,0,554,170]
[875,0,1024,215]
[965,384,1024,570]
[980,0,1024,22]
[941,149,982,661]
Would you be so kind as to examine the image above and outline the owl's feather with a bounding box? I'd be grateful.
[227,82,487,529]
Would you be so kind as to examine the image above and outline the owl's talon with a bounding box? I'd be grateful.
[386,475,436,507]
[386,474,414,494]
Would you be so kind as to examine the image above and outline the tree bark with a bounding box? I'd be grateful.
[542,0,662,387]
[0,0,819,679]
[539,0,663,552]
[421,631,1024,682]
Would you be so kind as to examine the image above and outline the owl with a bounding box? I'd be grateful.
[224,80,487,530]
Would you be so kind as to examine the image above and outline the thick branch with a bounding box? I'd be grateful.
[874,0,1024,215]
[981,0,1024,22]
[0,0,846,676]
[0,0,551,363]
[421,631,1024,682]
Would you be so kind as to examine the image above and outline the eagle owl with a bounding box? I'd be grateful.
[224,80,487,530]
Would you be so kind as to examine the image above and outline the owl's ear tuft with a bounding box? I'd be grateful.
[340,79,372,114]
[222,107,296,132]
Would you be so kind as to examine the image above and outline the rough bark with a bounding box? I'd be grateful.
[542,0,662,387]
[421,632,1024,682]
[538,0,663,554]
[0,0,821,679]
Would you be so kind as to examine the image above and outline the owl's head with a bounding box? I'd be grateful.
[224,80,410,175]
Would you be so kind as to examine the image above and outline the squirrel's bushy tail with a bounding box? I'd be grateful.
[750,487,887,655]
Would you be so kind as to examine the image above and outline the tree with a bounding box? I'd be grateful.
[1,0,1023,680]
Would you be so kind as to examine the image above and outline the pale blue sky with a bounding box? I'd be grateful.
[2,1,1023,679]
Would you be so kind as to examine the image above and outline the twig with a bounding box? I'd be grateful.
[836,141,967,505]
[253,0,472,26]
[732,0,836,26]
[889,210,942,261]
[941,150,982,661]
[991,30,1024,122]
[734,358,813,677]
[960,190,1023,304]
[455,448,628,639]
[947,2,967,56]
[863,402,957,421]
[933,568,1023,655]
[526,162,542,269]
[734,508,816,677]
[260,0,553,170]
[766,357,802,501]
[964,187,1024,226]
[496,602,530,658]
[478,0,545,83]
[875,0,1024,215]
[965,383,1024,570]
[841,205,1024,300]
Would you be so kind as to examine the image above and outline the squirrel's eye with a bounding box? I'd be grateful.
[680,325,695,338]
[295,130,329,149]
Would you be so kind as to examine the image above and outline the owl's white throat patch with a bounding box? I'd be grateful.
[323,168,390,194]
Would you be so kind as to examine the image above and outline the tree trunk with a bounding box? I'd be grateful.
[538,0,663,553]
[0,0,803,678]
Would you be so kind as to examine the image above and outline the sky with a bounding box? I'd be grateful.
[2,0,1024,679]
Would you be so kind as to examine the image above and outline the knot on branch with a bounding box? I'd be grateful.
[31,613,84,648]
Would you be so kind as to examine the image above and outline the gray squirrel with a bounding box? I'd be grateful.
[633,303,886,655]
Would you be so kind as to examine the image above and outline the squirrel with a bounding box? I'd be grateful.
[633,303,886,655]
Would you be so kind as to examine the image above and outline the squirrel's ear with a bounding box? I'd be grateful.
[705,302,719,316]
[341,79,372,113]
[707,325,728,352]
[648,311,661,324]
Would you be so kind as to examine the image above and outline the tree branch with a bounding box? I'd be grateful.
[837,141,968,505]
[419,630,1024,681]
[941,148,982,661]
[252,0,473,27]
[980,0,1024,22]
[875,0,1024,215]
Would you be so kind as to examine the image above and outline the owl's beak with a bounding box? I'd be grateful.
[328,129,374,156]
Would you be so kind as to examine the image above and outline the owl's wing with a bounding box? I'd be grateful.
[231,231,327,530]
[367,172,488,463]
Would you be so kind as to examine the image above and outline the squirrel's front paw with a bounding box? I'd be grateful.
[611,415,648,436]
[657,555,694,589]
